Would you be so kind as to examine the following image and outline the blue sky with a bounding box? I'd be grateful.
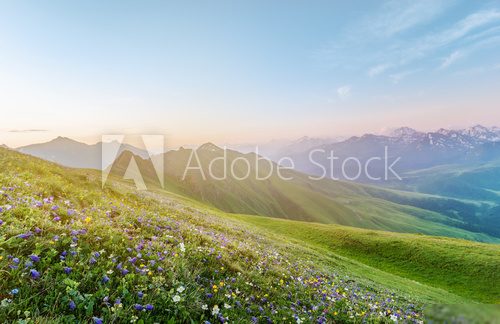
[1,0,500,147]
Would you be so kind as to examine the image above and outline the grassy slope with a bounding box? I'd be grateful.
[111,148,500,243]
[1,147,499,322]
[142,188,500,304]
[1,147,428,323]
[225,214,500,303]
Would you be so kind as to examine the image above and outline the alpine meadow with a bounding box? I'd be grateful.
[1,1,500,323]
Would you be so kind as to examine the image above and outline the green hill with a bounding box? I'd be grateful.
[1,147,499,323]
[109,146,500,243]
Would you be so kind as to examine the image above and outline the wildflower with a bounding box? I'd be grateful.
[89,257,97,265]
[212,305,220,315]
[18,232,33,239]
[224,303,231,309]
[69,300,76,311]
[30,269,40,279]
[202,304,208,310]
[93,317,103,324]
[102,275,110,283]
[134,304,143,311]
[67,209,75,216]
[172,295,181,303]
[145,304,154,311]
[53,216,61,222]
[177,286,185,293]
[29,255,40,263]
[137,291,144,298]
[0,219,3,225]
[179,242,185,252]
[64,267,72,274]
[10,288,19,295]
[84,217,92,223]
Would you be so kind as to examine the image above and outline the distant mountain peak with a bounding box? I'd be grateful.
[198,142,221,152]
[390,127,420,137]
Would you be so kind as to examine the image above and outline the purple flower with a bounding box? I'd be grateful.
[67,209,75,216]
[137,291,144,298]
[30,269,40,279]
[17,232,33,239]
[121,269,129,275]
[53,216,61,222]
[64,267,72,274]
[134,304,143,311]
[114,298,121,306]
[29,255,40,263]
[10,288,19,295]
[145,304,154,311]
[102,275,109,283]
[12,257,20,264]
[0,219,3,225]
[69,300,76,310]
[89,257,97,265]
[51,205,59,211]
[93,317,103,324]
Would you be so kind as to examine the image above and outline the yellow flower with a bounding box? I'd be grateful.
[84,217,92,223]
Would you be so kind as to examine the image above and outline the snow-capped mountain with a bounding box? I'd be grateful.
[288,125,500,182]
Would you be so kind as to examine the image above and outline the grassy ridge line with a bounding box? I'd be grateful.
[222,214,500,303]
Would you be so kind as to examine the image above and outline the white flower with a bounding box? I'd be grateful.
[172,295,181,303]
[179,243,186,252]
[176,286,185,293]
[390,314,398,322]
[201,304,208,310]
[212,305,220,315]
[224,303,231,309]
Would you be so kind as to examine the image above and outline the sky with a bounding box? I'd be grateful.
[1,0,500,148]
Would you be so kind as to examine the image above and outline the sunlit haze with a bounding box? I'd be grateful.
[1,0,500,148]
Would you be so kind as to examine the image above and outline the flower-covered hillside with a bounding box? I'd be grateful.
[0,147,425,323]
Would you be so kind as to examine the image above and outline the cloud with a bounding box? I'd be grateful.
[439,51,463,69]
[371,0,451,37]
[404,10,500,62]
[8,129,48,133]
[389,69,419,84]
[337,85,352,100]
[368,64,391,77]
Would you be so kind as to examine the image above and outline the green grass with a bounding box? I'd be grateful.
[1,147,499,323]
[226,214,500,303]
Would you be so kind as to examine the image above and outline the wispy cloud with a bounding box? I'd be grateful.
[403,9,500,63]
[337,85,352,100]
[368,64,391,77]
[369,0,452,37]
[8,129,48,133]
[389,70,419,84]
[439,51,463,69]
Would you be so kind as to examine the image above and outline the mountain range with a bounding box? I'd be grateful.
[105,141,500,241]
[17,136,149,169]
